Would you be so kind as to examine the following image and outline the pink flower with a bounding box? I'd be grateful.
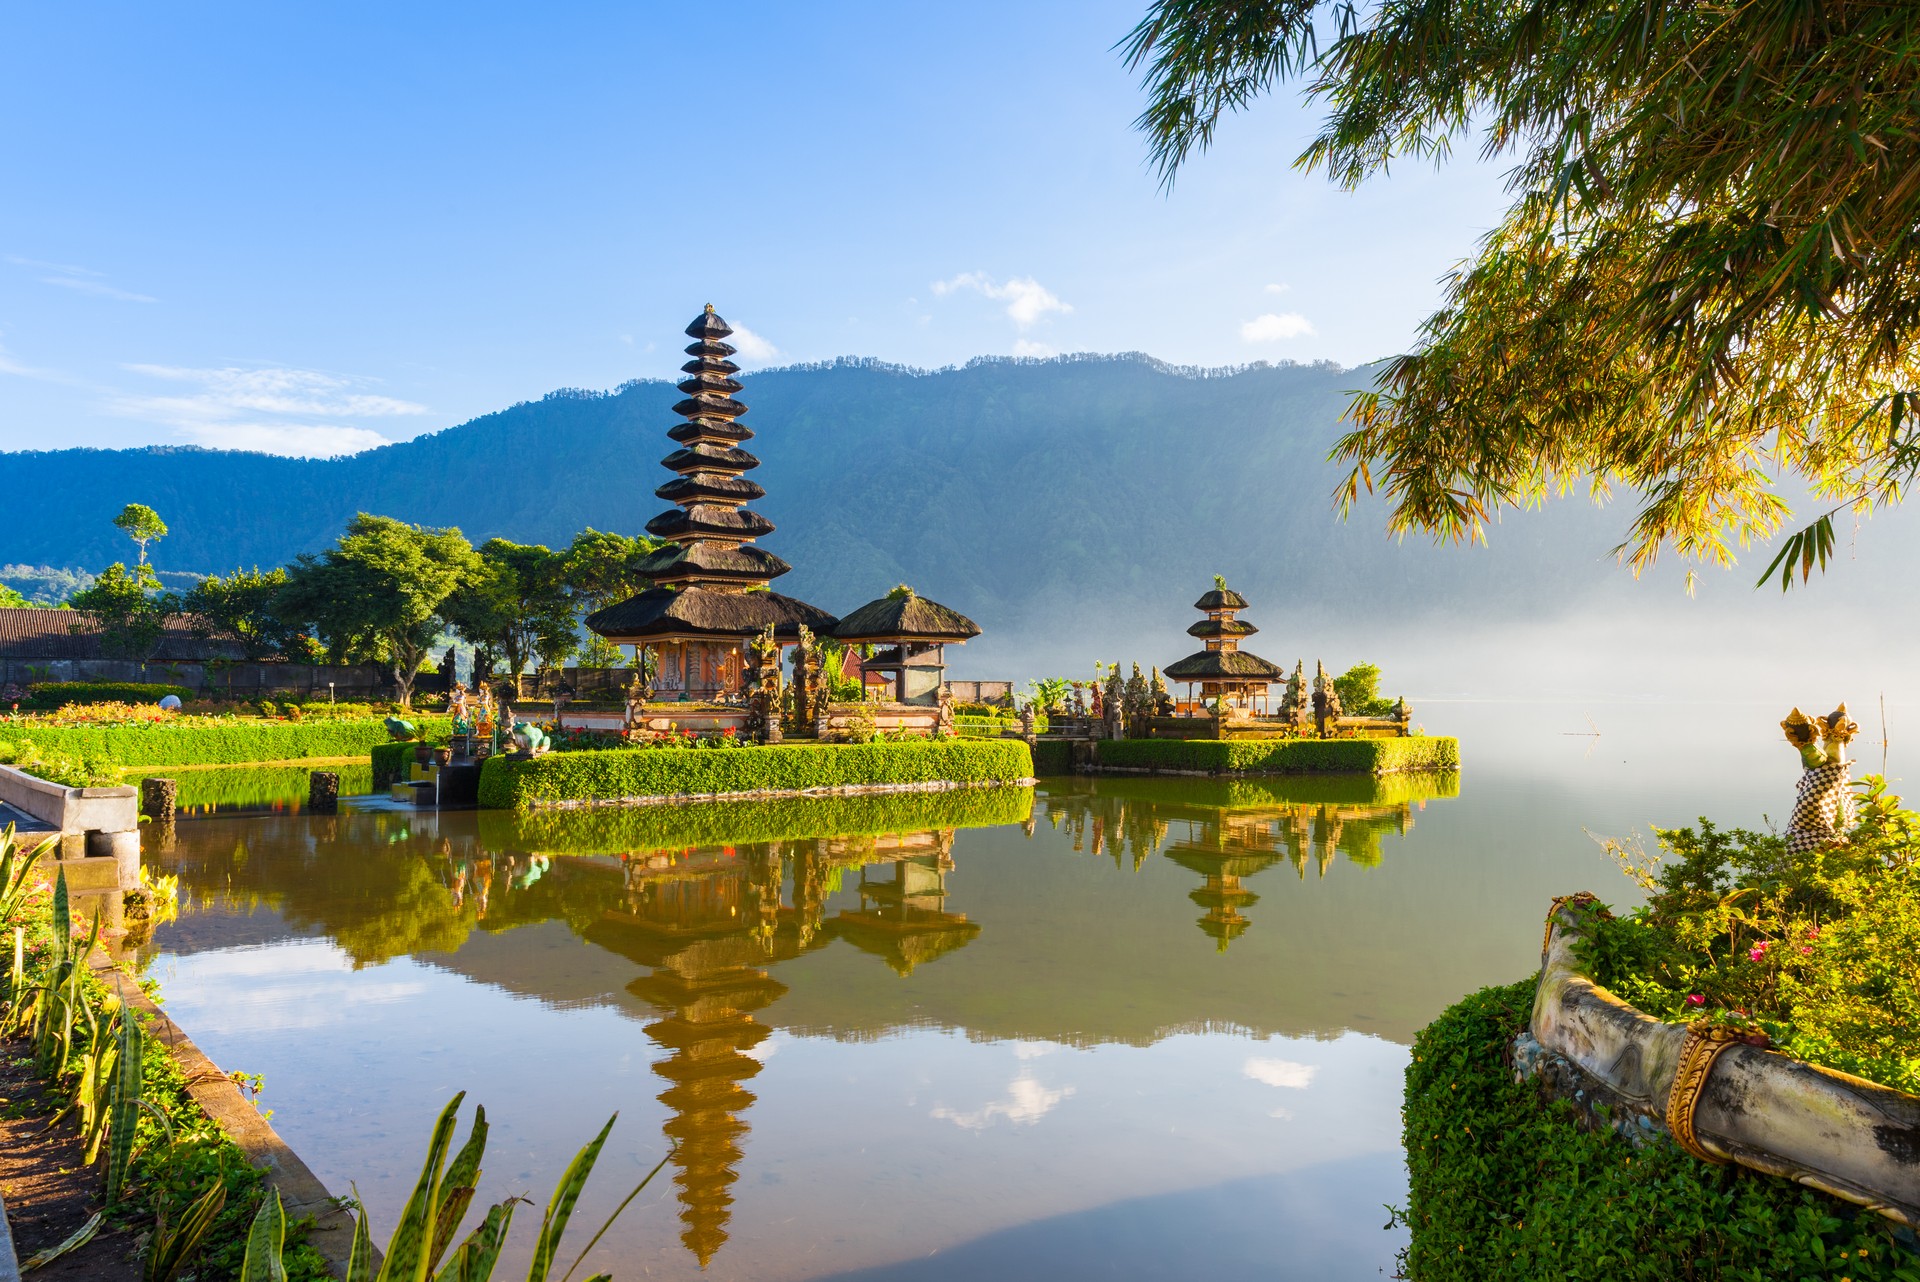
[1685,994,1706,1007]
[1800,945,1813,955]
[1748,942,1770,962]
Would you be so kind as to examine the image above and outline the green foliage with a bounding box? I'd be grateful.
[1400,980,1920,1280]
[370,740,418,790]
[1585,778,1920,1093]
[479,785,1035,853]
[114,503,169,565]
[24,680,195,708]
[444,539,575,680]
[181,567,308,661]
[0,582,29,608]
[7,716,452,768]
[1331,663,1397,718]
[559,527,660,620]
[1031,739,1073,776]
[68,561,178,660]
[1126,2,1920,580]
[1096,735,1458,775]
[126,764,374,812]
[275,514,478,708]
[0,738,122,787]
[478,740,1035,810]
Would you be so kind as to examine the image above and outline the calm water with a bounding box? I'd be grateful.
[135,701,1912,1280]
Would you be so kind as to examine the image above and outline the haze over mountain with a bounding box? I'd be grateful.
[5,352,1915,696]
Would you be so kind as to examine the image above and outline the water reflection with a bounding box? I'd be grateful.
[144,774,1468,1277]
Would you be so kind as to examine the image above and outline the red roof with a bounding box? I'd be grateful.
[0,607,247,661]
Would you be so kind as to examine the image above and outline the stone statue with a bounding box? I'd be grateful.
[1783,704,1859,854]
[1125,663,1150,730]
[1150,667,1174,719]
[508,720,551,757]
[1280,661,1311,732]
[1311,660,1343,738]
[1104,665,1127,739]
[749,624,784,743]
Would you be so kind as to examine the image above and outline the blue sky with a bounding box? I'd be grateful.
[0,1,1508,456]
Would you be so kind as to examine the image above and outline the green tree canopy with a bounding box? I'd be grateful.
[67,562,177,660]
[111,503,168,566]
[1125,1,1920,583]
[559,527,658,617]
[0,583,28,609]
[276,514,478,708]
[442,539,575,681]
[181,567,312,661]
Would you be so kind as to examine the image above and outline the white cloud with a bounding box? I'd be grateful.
[1243,1057,1318,1089]
[728,324,780,362]
[932,272,1072,329]
[1264,282,1292,294]
[0,337,64,382]
[8,254,154,302]
[107,364,424,457]
[1012,338,1056,358]
[931,1072,1075,1130]
[1240,312,1316,343]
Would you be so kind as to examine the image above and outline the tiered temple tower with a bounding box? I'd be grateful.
[1163,580,1284,711]
[586,306,836,698]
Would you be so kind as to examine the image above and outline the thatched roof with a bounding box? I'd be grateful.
[676,373,743,398]
[1163,649,1283,681]
[1194,587,1250,611]
[683,339,737,360]
[645,505,775,541]
[637,542,792,583]
[672,394,748,420]
[831,592,980,642]
[661,445,760,474]
[680,354,739,377]
[830,914,981,976]
[1187,618,1258,639]
[586,586,837,641]
[685,307,734,340]
[667,417,754,444]
[655,474,766,505]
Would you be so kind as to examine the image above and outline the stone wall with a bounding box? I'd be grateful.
[0,656,398,698]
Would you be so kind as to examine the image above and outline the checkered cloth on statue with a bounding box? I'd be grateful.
[1786,759,1855,855]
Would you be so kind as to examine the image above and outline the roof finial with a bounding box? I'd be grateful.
[704,303,715,313]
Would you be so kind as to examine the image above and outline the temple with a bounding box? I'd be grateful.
[585,306,836,699]
[831,586,980,706]
[1162,579,1284,713]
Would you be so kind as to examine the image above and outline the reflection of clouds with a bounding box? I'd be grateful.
[745,1034,783,1063]
[1010,1040,1061,1060]
[931,1072,1075,1130]
[1243,1058,1317,1090]
[160,941,425,1032]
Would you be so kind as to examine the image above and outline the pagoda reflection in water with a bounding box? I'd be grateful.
[584,830,977,1266]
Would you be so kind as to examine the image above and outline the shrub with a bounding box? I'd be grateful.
[370,740,419,790]
[6,717,453,768]
[1095,736,1458,775]
[1401,979,1918,1280]
[1031,739,1073,775]
[0,738,121,788]
[23,680,194,708]
[478,739,1034,810]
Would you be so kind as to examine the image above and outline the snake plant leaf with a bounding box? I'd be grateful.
[433,1200,516,1282]
[107,1013,146,1206]
[376,1092,467,1282]
[240,1188,289,1282]
[427,1105,489,1273]
[557,1151,670,1282]
[143,1179,230,1282]
[526,1114,616,1282]
[346,1183,375,1282]
[51,866,69,965]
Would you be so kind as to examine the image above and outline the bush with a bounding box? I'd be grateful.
[22,680,194,708]
[476,785,1034,853]
[478,739,1034,810]
[6,717,452,768]
[370,740,420,790]
[0,738,121,788]
[1095,736,1458,775]
[1031,739,1073,775]
[1401,980,1919,1280]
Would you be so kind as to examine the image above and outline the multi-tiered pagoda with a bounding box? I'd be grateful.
[1163,579,1284,713]
[586,306,836,699]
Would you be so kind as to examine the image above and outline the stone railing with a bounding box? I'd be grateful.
[1523,896,1920,1227]
[0,764,141,929]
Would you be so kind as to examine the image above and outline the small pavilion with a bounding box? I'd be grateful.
[1163,580,1284,713]
[586,306,837,699]
[830,586,980,706]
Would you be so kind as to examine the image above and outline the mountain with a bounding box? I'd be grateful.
[3,352,1912,681]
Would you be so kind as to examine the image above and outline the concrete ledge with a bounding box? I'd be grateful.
[0,766,137,835]
[1528,897,1920,1228]
[92,957,368,1278]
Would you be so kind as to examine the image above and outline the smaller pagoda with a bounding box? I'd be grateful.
[831,585,980,706]
[1163,578,1284,713]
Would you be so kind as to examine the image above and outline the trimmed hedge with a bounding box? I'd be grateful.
[8,716,451,768]
[371,740,421,790]
[478,739,1034,810]
[476,785,1034,853]
[1031,739,1073,775]
[24,680,194,707]
[1402,979,1918,1280]
[1095,735,1458,776]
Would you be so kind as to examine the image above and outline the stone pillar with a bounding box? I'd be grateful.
[308,770,340,814]
[140,776,177,825]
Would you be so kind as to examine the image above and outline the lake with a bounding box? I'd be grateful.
[136,700,1895,1280]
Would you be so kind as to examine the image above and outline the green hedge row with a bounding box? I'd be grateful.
[478,739,1034,810]
[476,785,1034,853]
[8,717,451,768]
[371,740,420,790]
[24,680,195,707]
[127,763,374,811]
[1094,735,1458,775]
[1403,979,1915,1280]
[1031,740,1073,775]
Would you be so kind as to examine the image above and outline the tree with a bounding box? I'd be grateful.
[441,539,575,682]
[181,567,308,661]
[112,503,168,566]
[1124,2,1920,585]
[0,583,28,608]
[559,528,658,619]
[67,562,178,660]
[275,514,478,709]
[1332,662,1395,718]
